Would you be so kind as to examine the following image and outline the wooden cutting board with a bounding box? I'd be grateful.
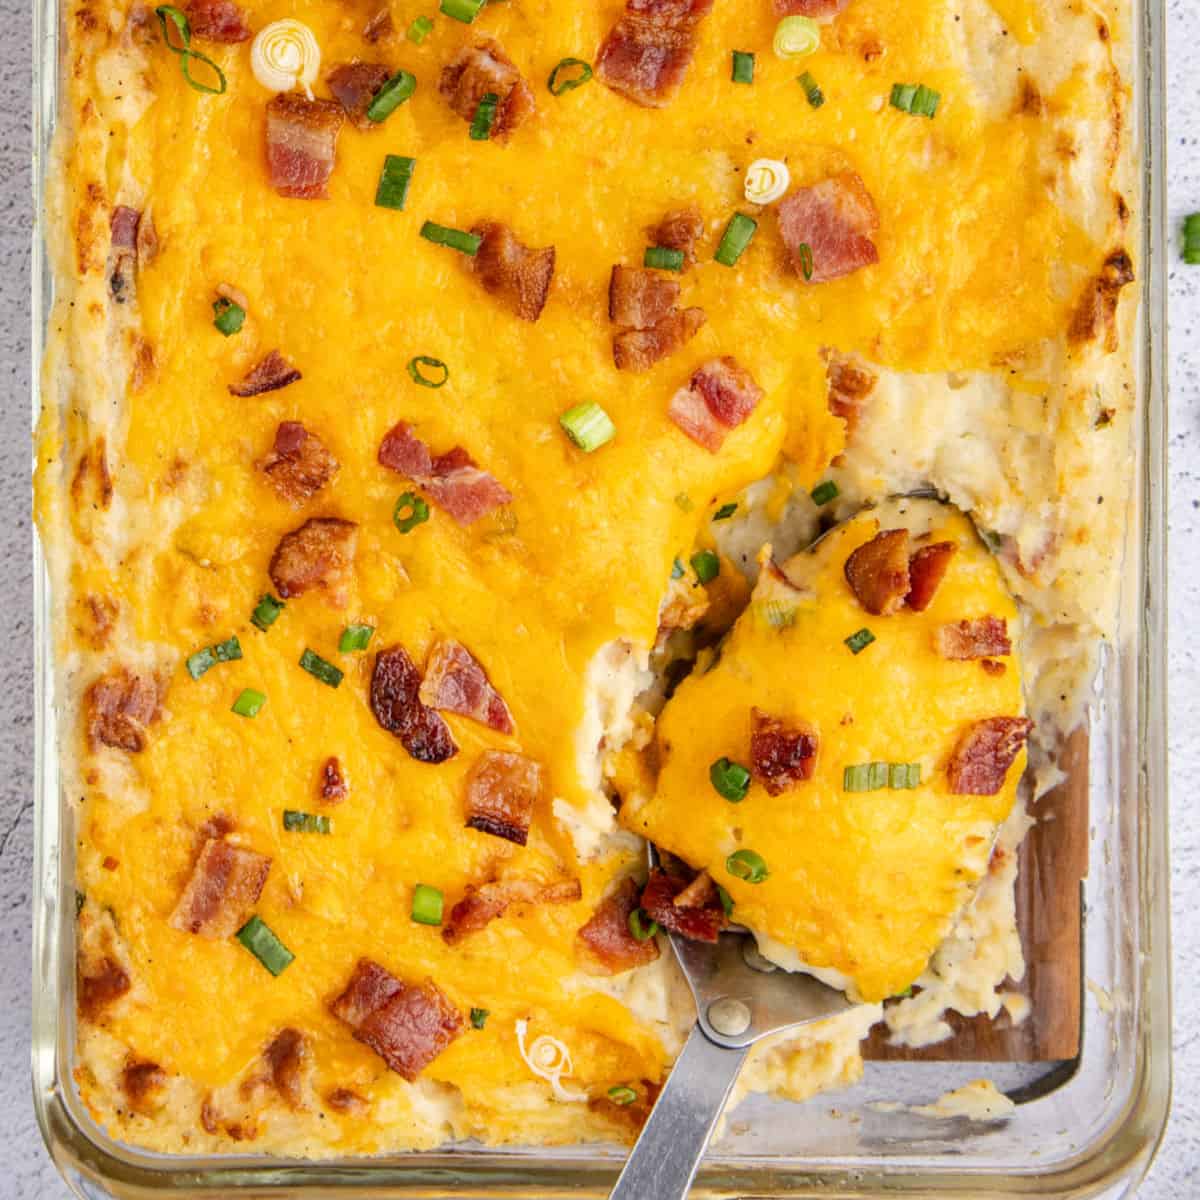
[863,727,1088,1063]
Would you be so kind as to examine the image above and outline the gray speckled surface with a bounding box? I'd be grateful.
[1,1,1197,1194]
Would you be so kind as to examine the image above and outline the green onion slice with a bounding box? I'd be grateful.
[548,57,593,95]
[798,70,825,108]
[709,756,751,802]
[251,593,285,631]
[299,648,343,688]
[627,908,660,941]
[412,883,445,926]
[1184,213,1200,265]
[731,50,755,84]
[714,212,757,267]
[560,402,616,452]
[440,0,486,22]
[154,6,227,94]
[367,71,417,123]
[236,915,294,976]
[608,1084,638,1105]
[671,557,685,580]
[470,1006,490,1029]
[408,355,449,388]
[774,14,820,59]
[715,883,735,917]
[339,624,375,653]
[891,82,940,118]
[376,154,416,211]
[394,491,431,533]
[760,600,797,630]
[186,635,242,679]
[644,245,685,271]
[796,241,815,281]
[283,809,332,834]
[231,688,266,718]
[713,502,738,521]
[420,220,482,255]
[408,14,434,42]
[691,550,720,584]
[890,762,921,789]
[843,761,919,791]
[810,479,838,506]
[470,91,500,140]
[844,627,876,654]
[212,297,245,336]
[726,849,769,884]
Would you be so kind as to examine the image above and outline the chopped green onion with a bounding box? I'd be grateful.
[251,593,285,632]
[714,213,757,267]
[1184,213,1200,265]
[798,70,825,108]
[671,557,685,580]
[420,221,482,255]
[367,71,417,123]
[867,761,889,789]
[299,648,343,688]
[890,762,921,789]
[796,241,814,281]
[731,50,755,84]
[726,849,769,884]
[759,600,797,630]
[408,14,434,42]
[470,1007,490,1029]
[774,14,820,59]
[674,492,694,512]
[628,909,660,941]
[715,883,734,917]
[810,479,838,506]
[893,985,914,998]
[283,809,332,834]
[231,688,266,718]
[408,355,449,388]
[608,1084,638,1105]
[644,245,685,271]
[411,883,445,926]
[469,91,500,140]
[548,57,593,95]
[375,154,416,211]
[843,762,918,791]
[842,763,870,792]
[891,82,940,118]
[560,402,616,452]
[154,6,227,94]
[236,915,294,976]
[691,550,720,584]
[709,756,751,802]
[212,298,245,336]
[394,491,431,533]
[339,624,375,653]
[186,635,242,680]
[844,627,876,654]
[440,0,485,22]
[713,502,738,521]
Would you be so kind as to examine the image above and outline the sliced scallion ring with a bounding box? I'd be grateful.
[726,849,769,884]
[394,491,431,533]
[408,355,449,388]
[627,909,660,941]
[773,15,820,59]
[548,57,593,95]
[560,402,616,452]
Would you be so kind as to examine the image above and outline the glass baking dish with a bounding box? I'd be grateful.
[30,0,1172,1192]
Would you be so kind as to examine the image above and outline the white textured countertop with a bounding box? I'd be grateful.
[1,0,1197,1193]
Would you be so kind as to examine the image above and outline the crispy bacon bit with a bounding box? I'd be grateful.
[419,639,515,734]
[259,421,339,504]
[596,0,714,108]
[906,541,956,612]
[186,0,251,41]
[442,878,582,944]
[363,7,393,41]
[377,423,513,526]
[464,750,539,846]
[109,206,143,303]
[86,668,162,753]
[613,307,706,371]
[320,756,348,803]
[647,207,704,268]
[439,41,535,141]
[370,645,458,764]
[168,838,271,939]
[110,205,140,250]
[667,356,763,452]
[229,349,302,397]
[79,955,131,1020]
[946,716,1033,796]
[471,222,555,321]
[199,812,237,841]
[773,0,848,15]
[980,658,1007,676]
[844,529,910,616]
[121,1059,167,1112]
[578,877,660,973]
[1068,249,1135,353]
[609,265,680,328]
[750,708,818,795]
[326,60,392,130]
[640,868,724,943]
[264,1028,307,1109]
[777,173,880,283]
[935,616,1012,660]
[329,958,463,1081]
[825,351,876,437]
[327,1087,368,1114]
[265,93,345,200]
[268,517,357,603]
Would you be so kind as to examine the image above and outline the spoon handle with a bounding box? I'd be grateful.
[609,1024,749,1200]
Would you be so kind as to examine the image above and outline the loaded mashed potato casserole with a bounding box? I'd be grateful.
[36,0,1135,1156]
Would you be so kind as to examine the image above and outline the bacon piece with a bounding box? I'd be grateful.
[773,0,848,15]
[86,668,162,753]
[268,517,358,602]
[329,959,463,1080]
[980,658,1006,676]
[229,349,302,397]
[640,868,724,943]
[471,222,555,322]
[946,717,1033,796]
[265,94,345,200]
[935,616,1012,660]
[844,529,910,616]
[320,756,348,803]
[647,207,704,268]
[326,60,392,130]
[370,645,458,764]
[363,7,393,41]
[109,206,149,303]
[259,421,339,504]
[750,708,818,795]
[79,955,131,1020]
[378,421,434,477]
[168,837,272,939]
[609,265,680,328]
[264,1028,307,1109]
[825,351,877,438]
[122,1059,167,1112]
[906,541,956,612]
[419,638,515,734]
[577,877,660,973]
[186,0,251,41]
[463,751,539,845]
[613,307,705,371]
[667,356,763,452]
[442,878,582,944]
[777,173,880,283]
[596,0,714,108]
[110,205,140,250]
[439,41,535,141]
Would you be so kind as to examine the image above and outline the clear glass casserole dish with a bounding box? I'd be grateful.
[30,0,1172,1192]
